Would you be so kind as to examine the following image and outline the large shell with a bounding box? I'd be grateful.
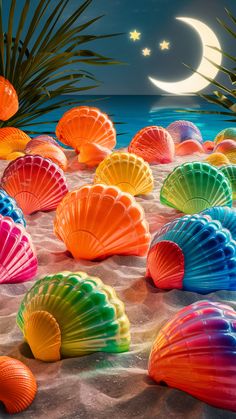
[56,106,116,152]
[0,215,37,283]
[128,126,175,164]
[204,152,230,167]
[0,189,26,226]
[214,127,236,145]
[175,139,204,156]
[201,206,236,241]
[26,143,68,171]
[17,271,130,361]
[148,300,236,411]
[0,356,37,413]
[146,214,236,293]
[54,184,150,260]
[220,165,236,199]
[1,155,68,215]
[215,140,236,163]
[0,77,19,121]
[0,127,31,159]
[166,120,203,144]
[94,152,154,195]
[25,135,58,153]
[78,142,111,167]
[160,162,232,214]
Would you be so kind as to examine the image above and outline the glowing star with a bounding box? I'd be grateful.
[130,30,141,41]
[142,48,151,56]
[159,40,170,50]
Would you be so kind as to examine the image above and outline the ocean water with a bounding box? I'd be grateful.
[35,95,234,148]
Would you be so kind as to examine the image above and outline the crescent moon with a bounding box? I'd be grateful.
[149,17,222,95]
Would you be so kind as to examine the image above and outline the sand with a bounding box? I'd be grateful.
[0,151,236,419]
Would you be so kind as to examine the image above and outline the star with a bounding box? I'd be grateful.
[129,30,141,41]
[142,48,151,56]
[159,40,170,50]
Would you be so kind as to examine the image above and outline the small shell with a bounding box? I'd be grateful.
[128,126,175,164]
[78,142,111,167]
[25,135,58,153]
[26,143,68,171]
[204,152,230,167]
[220,165,236,200]
[175,139,204,156]
[0,77,19,121]
[0,356,37,413]
[167,120,202,144]
[0,189,26,226]
[148,300,236,411]
[94,152,154,195]
[203,140,215,153]
[214,127,236,145]
[0,127,31,159]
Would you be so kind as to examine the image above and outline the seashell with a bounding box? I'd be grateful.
[128,126,175,164]
[203,140,215,153]
[204,152,230,167]
[78,142,111,167]
[0,189,26,226]
[25,135,58,153]
[175,139,204,156]
[0,215,37,283]
[220,165,236,199]
[56,106,116,152]
[17,271,131,361]
[54,184,150,260]
[166,120,202,144]
[214,127,236,145]
[1,155,68,215]
[0,77,19,121]
[160,162,232,214]
[148,300,236,411]
[5,151,25,160]
[94,152,154,195]
[201,206,236,241]
[146,214,236,293]
[0,356,37,413]
[215,140,236,163]
[26,143,68,171]
[0,127,30,159]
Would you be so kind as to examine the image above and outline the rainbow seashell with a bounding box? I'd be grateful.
[17,271,130,361]
[26,143,68,171]
[204,152,230,167]
[78,142,111,167]
[220,165,236,200]
[25,135,58,153]
[0,356,37,413]
[166,120,203,144]
[146,214,236,293]
[0,189,25,226]
[56,106,116,152]
[0,77,19,121]
[160,162,232,214]
[128,126,175,164]
[94,152,154,195]
[201,206,236,241]
[0,127,30,159]
[54,184,150,260]
[175,139,204,156]
[215,140,236,163]
[1,155,68,215]
[214,127,236,145]
[203,140,215,153]
[0,215,37,283]
[148,300,236,411]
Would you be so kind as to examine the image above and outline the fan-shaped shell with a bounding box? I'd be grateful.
[94,152,154,195]
[17,271,130,361]
[54,184,150,260]
[25,135,58,153]
[0,127,30,159]
[175,139,204,156]
[220,165,236,200]
[148,300,236,411]
[0,77,19,121]
[160,162,232,214]
[128,126,175,164]
[204,152,230,167]
[146,214,236,293]
[78,142,111,167]
[201,207,236,241]
[214,127,236,145]
[167,120,203,144]
[0,189,26,226]
[0,356,37,413]
[56,106,116,152]
[0,215,37,283]
[26,143,68,171]
[203,140,215,153]
[1,155,68,215]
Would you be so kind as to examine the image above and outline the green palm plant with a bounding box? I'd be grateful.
[0,0,120,133]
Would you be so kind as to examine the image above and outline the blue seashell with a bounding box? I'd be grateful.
[201,207,236,241]
[0,189,26,226]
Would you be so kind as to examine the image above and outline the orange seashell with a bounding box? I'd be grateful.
[0,77,19,121]
[0,127,31,159]
[204,152,230,167]
[128,126,175,164]
[175,139,204,156]
[78,142,111,167]
[203,140,215,153]
[56,106,116,152]
[27,143,68,171]
[0,356,37,413]
[4,151,25,160]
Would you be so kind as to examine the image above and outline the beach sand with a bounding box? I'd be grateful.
[0,151,235,419]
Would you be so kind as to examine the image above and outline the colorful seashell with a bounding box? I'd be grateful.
[0,189,26,226]
[128,126,175,164]
[0,356,37,413]
[146,214,236,293]
[0,127,31,159]
[166,120,203,144]
[0,77,19,121]
[78,142,111,167]
[203,140,215,153]
[54,184,150,260]
[201,206,236,241]
[17,271,130,361]
[214,127,236,145]
[26,143,68,171]
[56,106,116,152]
[94,152,154,195]
[204,152,230,167]
[175,139,204,156]
[1,155,68,215]
[215,140,236,163]
[160,162,232,214]
[148,300,236,411]
[25,135,58,153]
[0,215,37,283]
[220,165,236,200]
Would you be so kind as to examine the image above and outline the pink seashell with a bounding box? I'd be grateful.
[25,135,58,153]
[167,120,202,144]
[175,139,204,156]
[215,139,236,154]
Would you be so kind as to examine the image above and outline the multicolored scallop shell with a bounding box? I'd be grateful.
[204,152,230,167]
[0,189,26,226]
[17,271,130,361]
[201,206,236,241]
[0,77,19,121]
[220,165,236,200]
[0,127,31,160]
[166,120,203,144]
[78,142,111,167]
[214,127,236,145]
[175,139,204,156]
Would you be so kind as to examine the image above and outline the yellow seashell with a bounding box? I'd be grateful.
[5,151,25,160]
[94,152,154,195]
[204,152,230,167]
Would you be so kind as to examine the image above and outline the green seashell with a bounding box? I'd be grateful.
[220,165,236,200]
